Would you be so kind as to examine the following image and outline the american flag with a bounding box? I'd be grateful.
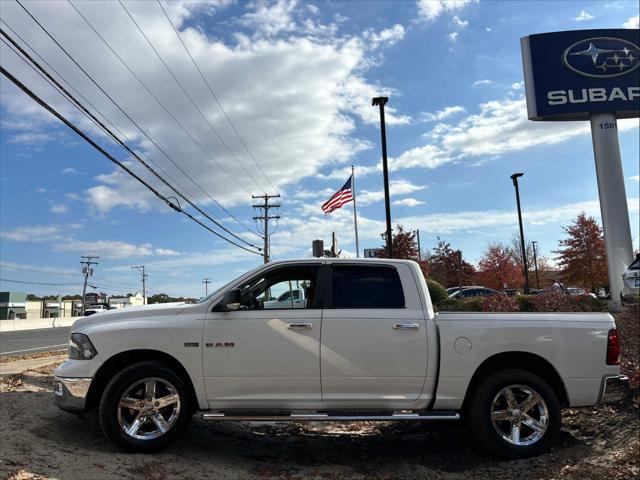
[321,175,353,214]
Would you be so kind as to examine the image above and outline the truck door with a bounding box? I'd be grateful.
[320,263,428,404]
[203,263,323,407]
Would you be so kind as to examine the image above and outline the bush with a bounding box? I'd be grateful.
[573,295,607,312]
[482,295,519,312]
[427,279,448,308]
[438,298,483,312]
[517,295,537,312]
[531,293,606,312]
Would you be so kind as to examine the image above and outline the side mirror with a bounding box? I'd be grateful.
[221,288,241,311]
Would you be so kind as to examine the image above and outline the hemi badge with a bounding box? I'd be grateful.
[184,342,199,348]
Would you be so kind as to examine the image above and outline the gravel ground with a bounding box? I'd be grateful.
[1,307,638,480]
[1,363,637,480]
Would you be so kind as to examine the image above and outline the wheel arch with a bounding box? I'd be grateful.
[462,351,570,411]
[86,349,199,411]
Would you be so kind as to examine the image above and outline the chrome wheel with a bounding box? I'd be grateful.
[117,377,181,440]
[490,384,549,446]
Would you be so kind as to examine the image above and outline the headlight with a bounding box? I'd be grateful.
[69,333,98,360]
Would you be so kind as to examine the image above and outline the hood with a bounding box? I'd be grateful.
[72,302,189,331]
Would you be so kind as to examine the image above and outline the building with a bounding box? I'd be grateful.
[0,292,27,320]
[108,292,145,309]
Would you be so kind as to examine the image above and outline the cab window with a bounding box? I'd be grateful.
[237,265,320,310]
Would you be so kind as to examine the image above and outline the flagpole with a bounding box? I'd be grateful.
[352,165,360,258]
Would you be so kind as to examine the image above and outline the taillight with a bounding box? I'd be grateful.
[606,329,621,365]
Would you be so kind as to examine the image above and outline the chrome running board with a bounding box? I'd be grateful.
[202,411,460,422]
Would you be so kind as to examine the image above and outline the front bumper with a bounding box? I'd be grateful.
[598,375,629,403]
[54,376,92,413]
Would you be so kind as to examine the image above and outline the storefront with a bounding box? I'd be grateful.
[0,292,28,320]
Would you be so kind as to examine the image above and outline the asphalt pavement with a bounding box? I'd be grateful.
[0,327,70,357]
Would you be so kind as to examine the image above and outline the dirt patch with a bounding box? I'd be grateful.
[0,350,67,364]
[1,367,638,479]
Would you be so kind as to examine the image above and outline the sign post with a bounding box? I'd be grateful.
[521,28,639,309]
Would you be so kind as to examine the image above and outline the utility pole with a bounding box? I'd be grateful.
[252,194,281,264]
[202,278,211,296]
[416,229,422,261]
[372,96,393,258]
[532,241,540,290]
[511,173,530,294]
[80,255,99,315]
[131,265,147,304]
[457,250,463,290]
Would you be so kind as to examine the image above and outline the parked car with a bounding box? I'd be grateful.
[448,286,505,299]
[54,259,627,458]
[622,253,640,299]
[83,304,109,316]
[566,287,597,299]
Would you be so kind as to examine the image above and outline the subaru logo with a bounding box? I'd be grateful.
[563,37,640,78]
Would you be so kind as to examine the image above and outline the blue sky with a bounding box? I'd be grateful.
[1,0,639,297]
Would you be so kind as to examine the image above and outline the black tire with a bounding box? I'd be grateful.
[467,369,561,459]
[99,361,193,452]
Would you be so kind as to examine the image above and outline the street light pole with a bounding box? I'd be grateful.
[511,173,530,294]
[372,96,393,259]
[532,240,540,291]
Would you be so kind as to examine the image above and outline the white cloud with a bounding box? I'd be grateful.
[630,175,640,182]
[0,0,410,215]
[239,0,298,37]
[473,79,493,86]
[485,27,492,32]
[53,240,183,259]
[0,224,80,242]
[421,105,465,122]
[574,10,595,22]
[363,24,405,49]
[417,0,477,21]
[623,15,639,28]
[448,32,459,42]
[62,167,77,174]
[307,4,320,15]
[358,179,426,206]
[393,198,425,207]
[511,81,523,90]
[399,198,640,235]
[50,203,69,214]
[452,16,468,27]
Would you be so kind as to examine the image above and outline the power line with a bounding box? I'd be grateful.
[0,64,261,255]
[0,28,260,250]
[0,19,248,242]
[0,278,80,286]
[155,0,280,195]
[0,264,78,277]
[119,0,267,194]
[66,0,253,196]
[11,1,259,239]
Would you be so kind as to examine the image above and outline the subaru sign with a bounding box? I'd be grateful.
[521,29,640,120]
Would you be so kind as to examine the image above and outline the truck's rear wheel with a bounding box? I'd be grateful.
[467,369,561,458]
[99,361,192,452]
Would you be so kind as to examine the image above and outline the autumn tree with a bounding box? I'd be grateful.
[426,237,475,287]
[554,213,608,291]
[476,241,524,290]
[377,225,429,278]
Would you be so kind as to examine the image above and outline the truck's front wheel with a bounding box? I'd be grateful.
[467,369,561,459]
[99,361,193,452]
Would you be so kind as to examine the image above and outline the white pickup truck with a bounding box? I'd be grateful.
[54,259,628,458]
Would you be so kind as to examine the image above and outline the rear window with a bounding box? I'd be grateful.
[332,266,405,309]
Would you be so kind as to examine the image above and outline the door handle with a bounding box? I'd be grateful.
[393,323,420,330]
[287,322,312,329]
